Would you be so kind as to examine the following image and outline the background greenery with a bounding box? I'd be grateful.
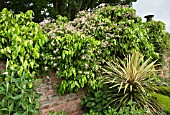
[0,3,169,115]
[0,0,137,22]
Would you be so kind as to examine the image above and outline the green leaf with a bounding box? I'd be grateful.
[30,62,34,69]
[11,95,22,100]
[6,47,11,53]
[1,108,8,111]
[9,102,14,112]
[75,81,80,88]
[117,12,121,16]
[62,51,65,59]
[86,102,95,107]
[71,82,75,89]
[13,112,24,115]
[20,57,24,63]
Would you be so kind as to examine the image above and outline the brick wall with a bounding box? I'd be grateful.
[1,54,170,115]
[160,52,170,78]
[0,61,85,115]
[36,70,85,115]
[0,60,6,74]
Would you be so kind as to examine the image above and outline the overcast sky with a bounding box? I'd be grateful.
[133,0,170,32]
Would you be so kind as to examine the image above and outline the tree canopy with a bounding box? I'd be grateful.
[0,0,137,22]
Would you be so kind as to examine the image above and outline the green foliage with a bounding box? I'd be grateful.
[49,111,66,115]
[0,0,137,22]
[0,4,167,115]
[41,5,166,96]
[155,86,170,97]
[70,5,162,62]
[40,15,69,38]
[1,0,56,22]
[41,32,101,94]
[163,32,170,50]
[83,101,149,115]
[152,93,170,114]
[81,89,109,114]
[100,52,162,114]
[144,21,166,62]
[0,8,47,114]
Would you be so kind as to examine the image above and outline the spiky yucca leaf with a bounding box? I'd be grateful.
[101,52,162,114]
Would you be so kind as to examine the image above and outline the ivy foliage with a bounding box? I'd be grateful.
[0,8,47,114]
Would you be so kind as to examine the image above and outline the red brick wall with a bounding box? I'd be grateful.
[1,53,170,115]
[36,70,85,115]
[160,52,170,78]
[0,60,6,74]
[0,61,85,115]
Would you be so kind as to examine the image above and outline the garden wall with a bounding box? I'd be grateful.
[0,60,85,115]
[160,52,170,78]
[0,52,169,115]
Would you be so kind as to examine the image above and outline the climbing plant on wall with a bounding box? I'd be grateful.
[0,8,47,114]
[41,5,166,95]
[40,32,101,95]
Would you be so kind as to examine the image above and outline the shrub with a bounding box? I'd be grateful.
[40,33,101,94]
[40,5,166,95]
[81,88,109,114]
[69,5,164,62]
[41,5,166,65]
[83,101,149,115]
[40,15,69,38]
[144,20,166,63]
[0,8,47,114]
[100,52,162,114]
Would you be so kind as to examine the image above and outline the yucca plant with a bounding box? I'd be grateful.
[101,52,162,114]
